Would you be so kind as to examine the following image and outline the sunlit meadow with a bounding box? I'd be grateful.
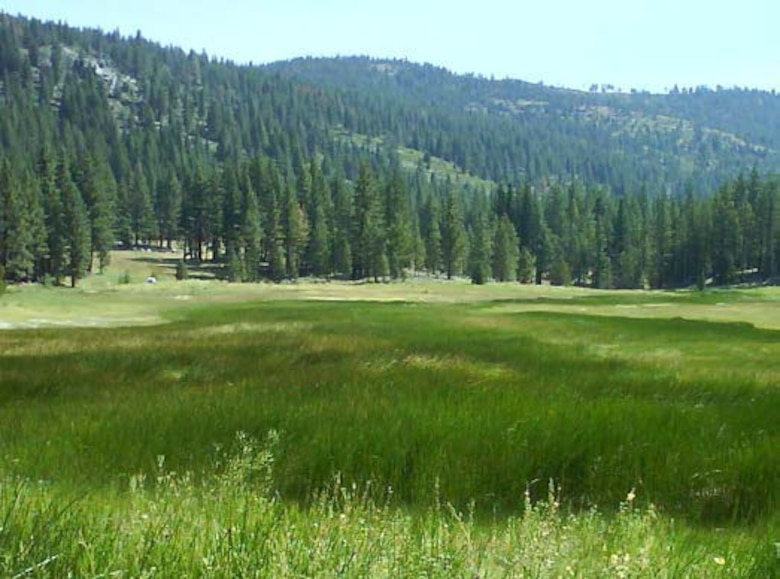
[1,256,778,576]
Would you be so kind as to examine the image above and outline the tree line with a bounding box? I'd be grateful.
[1,147,777,288]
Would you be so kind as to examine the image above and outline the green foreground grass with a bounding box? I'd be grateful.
[0,256,779,575]
[2,433,772,577]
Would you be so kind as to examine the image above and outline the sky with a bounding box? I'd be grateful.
[1,0,779,93]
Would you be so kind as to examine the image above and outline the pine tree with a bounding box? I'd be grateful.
[650,193,673,288]
[732,172,752,278]
[221,165,243,266]
[468,205,492,285]
[385,169,413,280]
[331,174,353,279]
[441,189,467,279]
[306,160,331,277]
[517,247,535,284]
[422,194,442,274]
[492,215,519,282]
[22,169,48,281]
[158,173,182,251]
[128,166,156,246]
[745,168,763,273]
[411,218,426,274]
[44,153,70,285]
[57,157,92,287]
[74,154,115,273]
[206,169,225,263]
[114,179,134,249]
[182,163,212,262]
[259,163,286,282]
[241,183,262,282]
[711,184,739,285]
[765,178,779,279]
[0,161,37,281]
[282,181,308,279]
[614,196,644,289]
[516,183,550,284]
[225,246,244,282]
[352,163,385,281]
[548,255,572,286]
[593,191,613,289]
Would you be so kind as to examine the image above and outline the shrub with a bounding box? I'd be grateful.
[549,256,572,286]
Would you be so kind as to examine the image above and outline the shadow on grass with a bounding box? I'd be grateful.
[0,302,777,525]
[128,256,226,281]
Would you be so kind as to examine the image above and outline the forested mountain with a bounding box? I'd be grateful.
[0,12,778,289]
[267,56,780,191]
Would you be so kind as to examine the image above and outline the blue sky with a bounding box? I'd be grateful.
[1,0,778,93]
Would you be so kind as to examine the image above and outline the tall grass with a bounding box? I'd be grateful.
[1,433,773,577]
[0,294,778,573]
[0,299,777,523]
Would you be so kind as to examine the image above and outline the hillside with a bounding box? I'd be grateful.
[266,56,780,192]
[0,12,778,290]
[2,13,780,195]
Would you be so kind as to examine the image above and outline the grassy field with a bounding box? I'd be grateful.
[0,252,778,576]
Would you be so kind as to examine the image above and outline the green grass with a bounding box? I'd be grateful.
[0,434,773,577]
[1,272,779,574]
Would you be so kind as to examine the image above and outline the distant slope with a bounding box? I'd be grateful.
[1,13,779,196]
[267,56,780,192]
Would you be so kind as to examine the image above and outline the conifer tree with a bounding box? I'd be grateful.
[711,184,739,285]
[221,165,243,265]
[468,204,492,285]
[182,163,212,262]
[0,161,37,281]
[548,254,572,286]
[44,153,70,285]
[517,247,535,284]
[385,169,413,279]
[282,181,308,279]
[128,166,156,246]
[763,178,779,279]
[565,182,589,285]
[614,196,643,289]
[74,153,115,273]
[492,215,519,282]
[158,173,182,250]
[306,160,331,277]
[422,194,442,274]
[241,183,262,281]
[593,191,613,289]
[114,179,134,248]
[352,163,385,280]
[650,193,673,288]
[330,175,353,279]
[441,189,467,279]
[57,157,91,287]
[258,162,286,282]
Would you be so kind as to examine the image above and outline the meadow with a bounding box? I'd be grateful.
[0,252,778,576]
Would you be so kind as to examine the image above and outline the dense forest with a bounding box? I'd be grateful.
[0,13,778,288]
